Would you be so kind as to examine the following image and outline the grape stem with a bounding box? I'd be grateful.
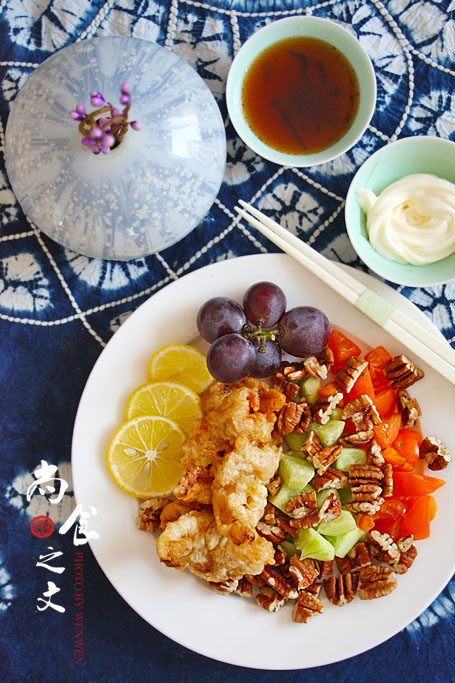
[241,322,279,352]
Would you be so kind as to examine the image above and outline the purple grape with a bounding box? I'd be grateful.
[250,339,282,378]
[207,334,255,383]
[197,297,246,343]
[278,306,331,358]
[243,281,286,327]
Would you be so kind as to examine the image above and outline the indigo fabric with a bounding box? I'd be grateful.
[0,1,454,680]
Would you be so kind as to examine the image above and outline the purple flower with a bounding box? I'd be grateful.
[69,110,83,120]
[120,81,130,95]
[130,121,141,131]
[119,94,130,105]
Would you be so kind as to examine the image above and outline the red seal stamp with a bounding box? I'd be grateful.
[30,516,54,538]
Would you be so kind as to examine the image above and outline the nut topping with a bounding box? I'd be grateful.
[256,586,286,612]
[304,355,328,380]
[342,395,381,430]
[358,565,397,600]
[397,390,421,428]
[420,436,450,471]
[324,573,358,606]
[208,578,239,594]
[261,566,299,599]
[312,468,348,491]
[256,520,287,544]
[320,560,334,579]
[288,556,320,590]
[366,439,385,467]
[339,429,374,447]
[335,356,368,393]
[275,398,312,436]
[347,464,384,515]
[235,577,253,598]
[312,392,344,425]
[266,474,283,497]
[383,354,424,390]
[292,590,324,623]
[393,537,418,575]
[336,542,371,574]
[368,530,400,563]
[383,463,393,498]
[318,491,342,523]
[309,445,342,476]
[301,430,323,458]
[286,490,319,529]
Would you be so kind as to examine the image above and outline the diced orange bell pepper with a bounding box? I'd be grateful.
[358,515,375,531]
[373,515,402,540]
[374,387,397,418]
[428,495,438,522]
[318,381,341,399]
[346,367,375,402]
[373,413,402,449]
[373,498,407,519]
[365,346,392,391]
[382,446,413,471]
[399,494,434,540]
[327,330,361,370]
[393,471,445,496]
[393,429,422,464]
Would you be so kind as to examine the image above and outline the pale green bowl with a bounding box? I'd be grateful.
[345,136,455,286]
[226,16,376,167]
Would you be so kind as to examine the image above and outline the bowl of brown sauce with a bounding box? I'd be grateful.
[226,17,376,167]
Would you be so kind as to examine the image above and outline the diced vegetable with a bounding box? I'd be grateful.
[374,387,397,418]
[310,420,345,447]
[325,527,366,558]
[358,515,375,531]
[279,455,314,490]
[373,515,402,540]
[393,472,445,496]
[346,367,375,402]
[393,429,422,464]
[327,330,361,370]
[382,446,414,471]
[280,539,299,558]
[399,494,434,540]
[334,447,366,471]
[318,381,342,399]
[269,482,312,513]
[365,345,392,391]
[318,510,356,536]
[331,407,343,421]
[373,413,402,449]
[373,498,407,519]
[338,485,353,505]
[300,376,321,406]
[285,433,306,451]
[316,488,340,508]
[295,528,335,561]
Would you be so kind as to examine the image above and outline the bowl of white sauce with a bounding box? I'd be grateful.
[345,136,455,285]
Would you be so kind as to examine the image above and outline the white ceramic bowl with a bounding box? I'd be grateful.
[226,16,376,167]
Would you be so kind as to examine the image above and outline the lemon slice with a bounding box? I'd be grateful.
[125,381,202,433]
[106,415,185,498]
[147,344,213,394]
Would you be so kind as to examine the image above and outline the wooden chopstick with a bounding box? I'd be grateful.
[235,201,455,386]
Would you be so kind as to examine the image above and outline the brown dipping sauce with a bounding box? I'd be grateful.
[241,37,360,155]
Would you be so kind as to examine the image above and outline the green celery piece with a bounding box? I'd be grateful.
[285,433,306,451]
[316,488,340,508]
[338,485,353,505]
[310,420,345,447]
[299,376,321,406]
[334,447,366,471]
[269,482,313,513]
[295,528,335,561]
[280,540,299,558]
[318,510,356,536]
[325,527,367,558]
[279,455,314,490]
[331,407,343,421]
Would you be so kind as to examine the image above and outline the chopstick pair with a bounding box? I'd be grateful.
[235,200,455,387]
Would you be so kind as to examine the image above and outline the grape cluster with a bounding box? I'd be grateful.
[197,281,331,383]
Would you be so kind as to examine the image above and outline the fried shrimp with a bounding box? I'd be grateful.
[156,509,275,582]
[212,437,282,545]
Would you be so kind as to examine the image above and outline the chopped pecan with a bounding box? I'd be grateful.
[342,394,381,430]
[312,468,348,491]
[312,392,344,425]
[256,587,286,612]
[301,430,323,458]
[256,520,286,544]
[245,574,266,588]
[262,502,278,526]
[320,560,334,579]
[348,464,384,512]
[304,355,328,380]
[292,590,324,623]
[358,565,397,600]
[305,582,322,597]
[272,362,305,390]
[208,579,239,594]
[294,398,313,433]
[339,430,374,447]
[235,577,253,598]
[347,500,383,515]
[266,474,283,497]
[318,492,342,523]
[393,541,418,575]
[368,530,400,563]
[288,556,320,590]
[318,346,334,371]
[335,356,368,393]
[273,547,287,567]
[336,542,371,574]
[286,490,319,529]
[276,401,305,436]
[275,512,298,538]
[261,566,299,599]
[397,390,421,428]
[366,439,384,467]
[420,436,450,471]
[324,573,358,605]
[382,463,393,498]
[309,445,342,476]
[137,497,170,532]
[384,355,424,390]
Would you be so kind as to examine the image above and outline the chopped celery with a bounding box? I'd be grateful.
[316,488,340,508]
[295,528,335,561]
[325,527,366,558]
[310,420,345,447]
[285,433,306,451]
[334,447,366,471]
[280,540,299,558]
[318,510,356,536]
[338,485,353,505]
[269,482,312,513]
[300,376,321,406]
[279,455,314,490]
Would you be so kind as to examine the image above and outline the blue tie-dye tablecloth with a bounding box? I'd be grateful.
[1,1,454,680]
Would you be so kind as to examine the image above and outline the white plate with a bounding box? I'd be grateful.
[72,253,455,670]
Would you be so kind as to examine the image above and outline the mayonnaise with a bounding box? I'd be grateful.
[357,173,455,265]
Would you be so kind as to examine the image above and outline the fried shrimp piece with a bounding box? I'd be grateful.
[174,380,285,504]
[156,510,274,582]
[159,500,209,530]
[212,437,282,545]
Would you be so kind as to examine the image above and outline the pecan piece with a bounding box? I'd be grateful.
[288,556,320,590]
[393,536,418,575]
[382,463,393,498]
[275,398,311,435]
[420,436,450,471]
[294,398,313,433]
[324,573,358,605]
[397,390,421,428]
[256,587,286,612]
[256,520,286,544]
[309,445,342,476]
[208,579,239,594]
[384,354,424,390]
[358,565,397,599]
[235,577,253,598]
[368,530,400,563]
[261,566,299,599]
[273,546,287,567]
[339,430,374,447]
[305,582,322,597]
[320,560,334,579]
[245,574,266,588]
[348,464,384,513]
[271,362,305,397]
[304,355,328,380]
[335,356,368,393]
[336,542,371,574]
[312,392,344,425]
[286,491,319,529]
[292,590,324,622]
[301,430,323,458]
[275,511,298,538]
[366,439,384,467]
[137,497,171,532]
[266,474,283,497]
[342,394,381,430]
[318,491,342,523]
[312,468,348,491]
